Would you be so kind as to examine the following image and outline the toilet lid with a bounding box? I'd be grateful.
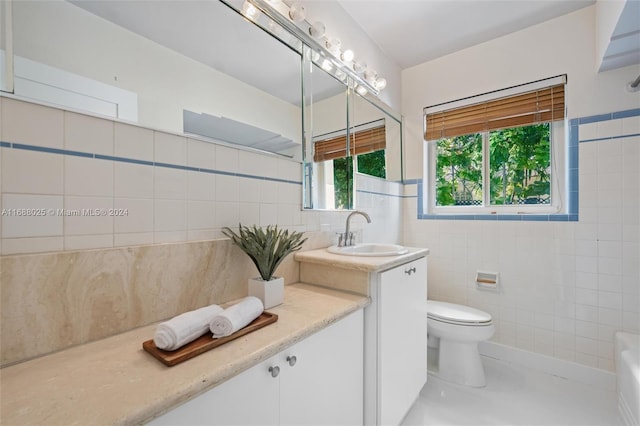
[427,300,492,325]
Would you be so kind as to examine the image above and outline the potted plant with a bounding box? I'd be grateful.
[222,224,307,309]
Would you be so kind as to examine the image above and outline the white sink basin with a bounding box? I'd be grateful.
[327,243,409,257]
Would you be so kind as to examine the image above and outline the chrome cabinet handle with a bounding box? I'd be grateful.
[286,355,297,367]
[269,366,280,378]
[405,267,416,275]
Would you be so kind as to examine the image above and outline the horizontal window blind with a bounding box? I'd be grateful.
[425,84,565,141]
[314,124,386,162]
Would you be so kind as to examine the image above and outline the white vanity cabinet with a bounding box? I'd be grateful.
[365,256,428,426]
[149,309,363,426]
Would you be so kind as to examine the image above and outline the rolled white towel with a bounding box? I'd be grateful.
[210,296,264,338]
[154,304,223,351]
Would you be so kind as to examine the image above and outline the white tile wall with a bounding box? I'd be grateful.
[2,149,64,194]
[114,122,154,161]
[404,112,640,372]
[65,156,113,196]
[0,95,409,255]
[2,99,64,148]
[154,132,187,165]
[64,111,114,155]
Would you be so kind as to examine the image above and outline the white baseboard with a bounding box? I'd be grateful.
[479,341,617,391]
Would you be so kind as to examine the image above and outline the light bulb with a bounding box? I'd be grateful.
[352,61,366,74]
[341,49,354,62]
[321,59,333,72]
[288,2,305,22]
[325,37,341,54]
[364,69,377,84]
[355,85,368,96]
[242,1,258,19]
[375,77,387,90]
[309,21,325,38]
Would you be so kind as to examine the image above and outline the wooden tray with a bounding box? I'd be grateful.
[143,312,278,366]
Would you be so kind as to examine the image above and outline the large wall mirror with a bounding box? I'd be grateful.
[302,58,403,210]
[8,0,303,159]
[3,0,403,210]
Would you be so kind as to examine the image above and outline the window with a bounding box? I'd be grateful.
[424,76,566,215]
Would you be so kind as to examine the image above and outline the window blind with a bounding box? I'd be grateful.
[314,124,386,162]
[424,84,565,141]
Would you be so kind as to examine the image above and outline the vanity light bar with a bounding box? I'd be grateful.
[246,0,380,96]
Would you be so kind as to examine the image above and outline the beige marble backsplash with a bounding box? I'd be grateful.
[0,238,306,367]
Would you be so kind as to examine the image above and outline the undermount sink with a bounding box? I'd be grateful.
[327,243,409,257]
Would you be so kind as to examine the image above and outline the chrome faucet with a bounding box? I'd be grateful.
[339,211,372,247]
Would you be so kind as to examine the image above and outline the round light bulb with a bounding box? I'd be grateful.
[375,77,387,90]
[355,85,368,96]
[364,69,377,84]
[309,21,325,38]
[353,61,366,74]
[288,2,306,22]
[325,37,341,53]
[341,49,354,62]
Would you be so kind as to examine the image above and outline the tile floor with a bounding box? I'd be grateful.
[402,356,622,426]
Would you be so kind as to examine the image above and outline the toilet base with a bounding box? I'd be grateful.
[436,339,487,387]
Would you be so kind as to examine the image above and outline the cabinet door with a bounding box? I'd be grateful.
[279,310,364,426]
[148,356,280,426]
[378,257,427,426]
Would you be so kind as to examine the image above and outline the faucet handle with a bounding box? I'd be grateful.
[337,232,344,247]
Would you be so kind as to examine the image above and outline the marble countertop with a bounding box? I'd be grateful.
[0,283,370,425]
[294,246,430,272]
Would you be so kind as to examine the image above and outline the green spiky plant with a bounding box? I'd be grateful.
[222,224,307,281]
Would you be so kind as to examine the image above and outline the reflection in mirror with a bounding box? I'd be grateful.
[302,55,403,210]
[302,50,349,210]
[10,0,302,158]
[351,91,403,183]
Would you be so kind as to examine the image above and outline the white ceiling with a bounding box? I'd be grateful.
[70,0,637,107]
[336,0,596,69]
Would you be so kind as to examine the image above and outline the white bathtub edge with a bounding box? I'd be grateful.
[614,331,639,426]
[479,341,617,391]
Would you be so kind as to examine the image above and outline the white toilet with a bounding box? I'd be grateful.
[427,300,495,387]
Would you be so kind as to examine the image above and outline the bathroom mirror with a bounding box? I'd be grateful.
[6,0,403,210]
[302,59,403,210]
[302,53,350,210]
[9,0,303,158]
[350,89,403,183]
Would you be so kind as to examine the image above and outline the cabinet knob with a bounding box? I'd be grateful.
[286,355,297,367]
[405,267,416,275]
[268,366,280,378]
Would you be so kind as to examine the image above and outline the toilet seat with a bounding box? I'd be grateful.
[427,300,492,326]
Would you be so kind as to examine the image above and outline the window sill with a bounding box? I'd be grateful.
[417,213,578,222]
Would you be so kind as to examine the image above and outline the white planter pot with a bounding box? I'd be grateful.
[248,277,284,309]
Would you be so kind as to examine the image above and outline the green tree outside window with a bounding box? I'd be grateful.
[436,123,551,207]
